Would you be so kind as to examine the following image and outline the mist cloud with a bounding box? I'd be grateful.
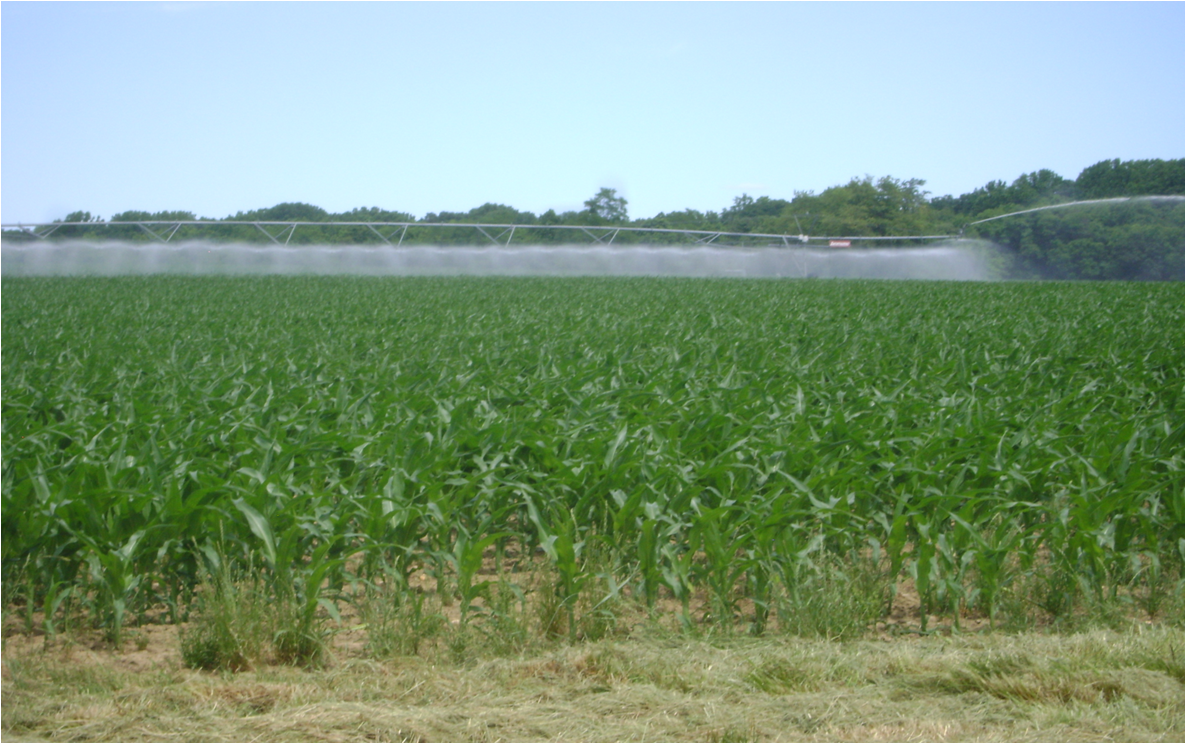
[1,240,1002,280]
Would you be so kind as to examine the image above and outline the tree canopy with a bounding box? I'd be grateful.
[583,188,629,223]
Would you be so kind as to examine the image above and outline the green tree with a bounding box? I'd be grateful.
[584,188,628,223]
[464,203,537,225]
[53,210,106,239]
[109,210,197,222]
[782,176,931,237]
[1006,169,1077,205]
[234,203,329,222]
[972,199,1184,280]
[339,206,415,223]
[721,194,791,234]
[1076,158,1185,199]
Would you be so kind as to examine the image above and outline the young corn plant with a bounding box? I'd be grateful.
[525,496,590,641]
[4,277,1182,640]
[273,540,344,667]
[72,528,148,647]
[232,497,344,666]
[442,526,509,625]
[689,499,747,628]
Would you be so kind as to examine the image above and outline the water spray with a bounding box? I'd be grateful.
[962,195,1186,231]
[1,240,1003,281]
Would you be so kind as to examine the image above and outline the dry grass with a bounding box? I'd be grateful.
[3,563,1181,742]
[3,619,1182,742]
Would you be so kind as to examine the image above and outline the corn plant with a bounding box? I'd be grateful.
[2,275,1181,646]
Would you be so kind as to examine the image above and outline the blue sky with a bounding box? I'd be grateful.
[3,1,1183,224]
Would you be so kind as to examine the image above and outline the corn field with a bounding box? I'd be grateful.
[3,276,1182,644]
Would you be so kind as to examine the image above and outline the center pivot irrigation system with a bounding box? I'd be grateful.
[5,196,1181,248]
[1,220,955,248]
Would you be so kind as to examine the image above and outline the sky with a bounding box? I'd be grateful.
[2,1,1183,224]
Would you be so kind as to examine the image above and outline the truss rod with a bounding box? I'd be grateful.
[474,226,501,247]
[25,224,62,240]
[252,222,298,245]
[136,223,168,242]
[366,224,394,245]
[577,227,604,244]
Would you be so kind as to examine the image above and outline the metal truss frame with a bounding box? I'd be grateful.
[1,220,956,247]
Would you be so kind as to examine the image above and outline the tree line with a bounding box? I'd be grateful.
[16,157,1184,280]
